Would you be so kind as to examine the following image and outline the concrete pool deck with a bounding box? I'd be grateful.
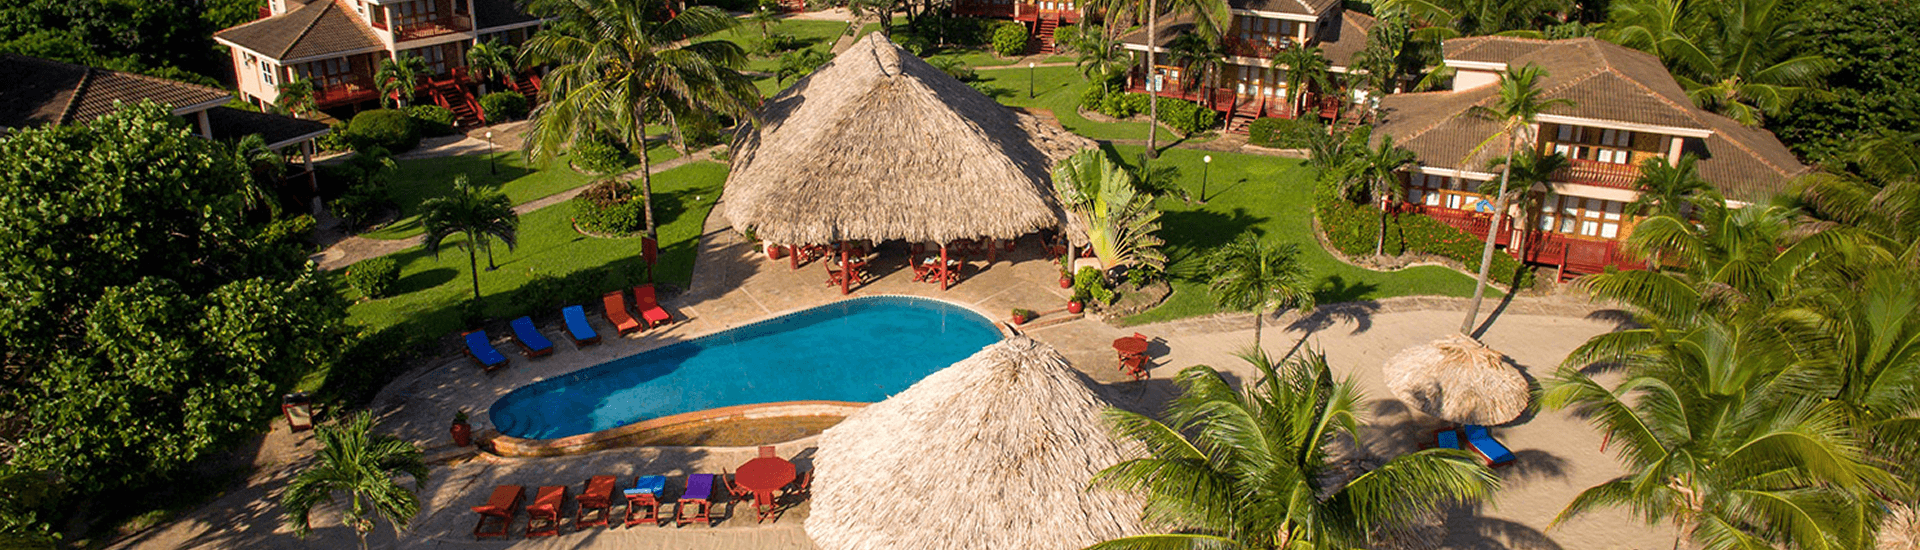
[110,199,1671,550]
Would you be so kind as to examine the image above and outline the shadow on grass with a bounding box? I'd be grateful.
[1158,207,1268,271]
[394,267,459,295]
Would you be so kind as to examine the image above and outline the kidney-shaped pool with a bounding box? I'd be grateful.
[488,296,1003,440]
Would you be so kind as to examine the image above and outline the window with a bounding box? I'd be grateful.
[261,62,275,86]
[1596,147,1632,165]
[1602,129,1633,147]
[1556,124,1578,142]
[1540,195,1628,239]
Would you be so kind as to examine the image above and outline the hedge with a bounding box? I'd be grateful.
[1315,187,1534,289]
[1248,117,1321,148]
[571,181,645,234]
[1154,97,1217,135]
[1080,86,1215,133]
[992,22,1028,57]
[345,109,419,152]
[407,105,456,137]
[479,91,530,121]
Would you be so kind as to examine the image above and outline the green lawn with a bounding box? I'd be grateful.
[362,143,679,240]
[721,19,852,73]
[341,161,729,339]
[1113,146,1483,324]
[972,64,1212,143]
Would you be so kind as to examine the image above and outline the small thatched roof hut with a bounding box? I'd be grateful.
[724,33,1095,246]
[806,336,1143,550]
[1383,334,1530,425]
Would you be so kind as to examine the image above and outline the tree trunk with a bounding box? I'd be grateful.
[1375,200,1388,257]
[1461,132,1517,334]
[1144,0,1159,159]
[1253,307,1264,350]
[467,232,483,301]
[638,140,658,237]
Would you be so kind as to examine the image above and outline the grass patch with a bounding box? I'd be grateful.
[1111,146,1483,324]
[342,162,729,338]
[363,144,679,240]
[721,19,851,73]
[971,64,1211,143]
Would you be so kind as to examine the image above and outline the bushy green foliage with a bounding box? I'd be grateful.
[1248,117,1322,148]
[1073,266,1115,304]
[1314,187,1533,289]
[317,120,353,152]
[345,109,420,153]
[406,105,457,137]
[991,22,1028,57]
[1766,0,1920,162]
[314,326,427,409]
[572,138,626,175]
[1154,97,1217,135]
[903,13,997,47]
[1099,92,1151,119]
[570,180,646,234]
[479,91,530,121]
[343,257,401,299]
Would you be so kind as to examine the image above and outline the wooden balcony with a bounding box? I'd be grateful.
[1223,36,1295,60]
[952,0,1077,21]
[396,14,473,41]
[1553,158,1640,189]
[314,79,379,107]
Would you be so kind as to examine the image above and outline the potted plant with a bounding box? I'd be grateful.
[450,410,472,447]
[1069,266,1111,314]
[1010,308,1036,325]
[1058,254,1073,288]
[1066,294,1085,314]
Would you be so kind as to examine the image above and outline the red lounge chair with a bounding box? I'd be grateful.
[526,485,566,537]
[575,475,616,529]
[677,474,715,527]
[471,485,523,540]
[632,285,673,328]
[624,475,666,527]
[602,291,641,335]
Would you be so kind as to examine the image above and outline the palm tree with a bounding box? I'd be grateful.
[777,47,832,85]
[521,0,760,238]
[421,175,519,301]
[1090,349,1500,549]
[1374,0,1571,39]
[374,54,429,108]
[276,76,318,118]
[1103,0,1231,158]
[1271,45,1331,118]
[466,39,520,95]
[1580,202,1852,321]
[1458,63,1572,334]
[1626,154,1713,218]
[1478,150,1568,254]
[1166,33,1227,110]
[1051,150,1168,271]
[281,412,428,550]
[230,134,286,216]
[1331,132,1419,257]
[1204,233,1314,349]
[1601,0,1833,125]
[745,6,779,39]
[848,0,895,36]
[1073,25,1129,93]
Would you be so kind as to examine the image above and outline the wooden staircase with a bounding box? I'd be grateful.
[427,77,484,127]
[1035,15,1060,54]
[510,72,543,99]
[1224,94,1265,134]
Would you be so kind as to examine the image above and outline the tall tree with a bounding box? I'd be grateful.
[1166,33,1227,109]
[1478,149,1569,254]
[1271,45,1331,118]
[521,0,760,237]
[1331,132,1419,257]
[1090,349,1500,549]
[421,175,519,302]
[1097,0,1230,158]
[281,412,429,550]
[1073,25,1129,94]
[373,54,429,108]
[1375,0,1571,39]
[1204,233,1314,349]
[1601,0,1833,126]
[276,76,318,118]
[1458,64,1572,334]
[466,39,520,95]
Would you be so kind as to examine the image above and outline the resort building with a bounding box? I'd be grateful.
[213,0,546,124]
[1374,36,1810,277]
[1117,0,1375,131]
[951,0,1082,53]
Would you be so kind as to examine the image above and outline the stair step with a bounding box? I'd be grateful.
[1019,311,1084,331]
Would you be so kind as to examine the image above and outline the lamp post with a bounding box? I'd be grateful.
[485,130,497,175]
[1028,62,1035,99]
[1200,155,1211,204]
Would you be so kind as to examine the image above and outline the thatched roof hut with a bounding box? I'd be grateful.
[724,33,1095,246]
[1883,503,1920,550]
[1383,334,1530,425]
[806,336,1143,550]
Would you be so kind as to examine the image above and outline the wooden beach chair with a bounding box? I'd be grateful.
[508,316,554,358]
[624,475,666,527]
[676,474,715,527]
[602,291,642,335]
[633,284,673,328]
[561,305,601,347]
[462,331,509,372]
[525,485,567,537]
[470,485,523,540]
[575,475,616,529]
[1463,425,1515,466]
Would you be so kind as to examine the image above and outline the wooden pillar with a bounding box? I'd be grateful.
[939,244,950,291]
[302,141,318,191]
[839,242,850,295]
[987,238,997,265]
[789,244,798,270]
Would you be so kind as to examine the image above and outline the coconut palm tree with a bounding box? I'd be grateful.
[1074,25,1129,93]
[281,412,428,550]
[1203,233,1314,349]
[230,134,286,216]
[745,5,779,39]
[1458,63,1572,334]
[1330,132,1418,257]
[1090,349,1500,549]
[1580,202,1861,322]
[848,0,895,36]
[421,175,519,301]
[1101,0,1231,158]
[1052,150,1168,271]
[276,76,318,118]
[1271,45,1332,118]
[466,39,520,95]
[1601,0,1833,126]
[1478,150,1568,254]
[1166,33,1227,109]
[521,0,760,238]
[373,54,429,108]
[1374,0,1570,39]
[1626,154,1713,218]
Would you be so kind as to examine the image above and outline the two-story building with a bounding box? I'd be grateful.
[214,0,545,124]
[951,0,1081,53]
[1375,36,1810,278]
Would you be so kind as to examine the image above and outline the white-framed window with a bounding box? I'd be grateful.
[1596,148,1632,165]
[1601,128,1633,147]
[1543,195,1628,239]
[261,62,275,85]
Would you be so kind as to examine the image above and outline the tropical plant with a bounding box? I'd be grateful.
[1126,153,1182,199]
[1166,33,1228,109]
[421,175,519,301]
[1458,63,1572,333]
[1478,150,1568,252]
[1096,0,1231,158]
[1600,0,1834,125]
[1580,202,1859,323]
[521,0,760,238]
[1329,131,1418,257]
[1073,25,1129,93]
[1375,0,1572,40]
[745,5,779,39]
[373,54,429,108]
[280,412,429,550]
[777,47,832,85]
[466,39,520,94]
[1089,349,1501,549]
[229,133,286,216]
[1051,150,1168,271]
[1626,154,1714,218]
[276,76,318,117]
[849,0,895,36]
[1271,45,1331,118]
[1203,233,1314,349]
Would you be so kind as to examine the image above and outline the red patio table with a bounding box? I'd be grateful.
[1112,337,1149,356]
[735,456,797,523]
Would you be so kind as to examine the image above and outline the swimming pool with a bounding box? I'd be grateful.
[488,296,1004,440]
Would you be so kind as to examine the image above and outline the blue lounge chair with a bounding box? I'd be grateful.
[561,305,601,347]
[508,317,554,358]
[463,331,509,372]
[677,474,715,527]
[1463,425,1515,466]
[1436,429,1461,450]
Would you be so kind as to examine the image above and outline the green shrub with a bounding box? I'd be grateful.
[1073,266,1115,304]
[571,180,646,234]
[345,109,419,152]
[316,326,427,408]
[573,138,626,175]
[1155,97,1217,134]
[1313,186,1534,289]
[407,105,456,137]
[1248,117,1322,148]
[318,120,352,152]
[1052,24,1081,53]
[1081,84,1107,112]
[344,257,401,299]
[479,91,530,121]
[331,181,392,229]
[992,22,1028,57]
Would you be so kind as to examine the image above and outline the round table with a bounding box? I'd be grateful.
[1112,337,1149,356]
[735,457,797,493]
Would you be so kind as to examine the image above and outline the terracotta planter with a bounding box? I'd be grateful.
[1059,276,1073,289]
[1011,315,1029,325]
[765,245,785,260]
[450,421,472,447]
[1066,301,1084,314]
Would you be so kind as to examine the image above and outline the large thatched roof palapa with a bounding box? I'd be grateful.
[807,336,1143,550]
[1383,334,1530,425]
[724,33,1094,246]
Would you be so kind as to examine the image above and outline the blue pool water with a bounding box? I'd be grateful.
[488,296,1003,440]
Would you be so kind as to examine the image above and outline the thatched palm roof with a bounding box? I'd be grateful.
[1383,334,1530,425]
[806,336,1143,550]
[1883,503,1920,550]
[724,33,1095,245]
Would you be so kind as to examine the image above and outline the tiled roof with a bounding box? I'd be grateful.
[1119,10,1373,67]
[0,54,231,128]
[214,0,383,62]
[1441,35,1553,64]
[475,0,540,29]
[205,107,332,148]
[1237,0,1339,16]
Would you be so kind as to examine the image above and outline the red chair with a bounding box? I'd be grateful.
[677,474,716,527]
[722,471,753,499]
[1121,354,1150,381]
[632,284,673,328]
[526,485,567,537]
[602,291,641,335]
[470,485,523,540]
[575,475,616,529]
[623,475,666,527]
[785,470,812,500]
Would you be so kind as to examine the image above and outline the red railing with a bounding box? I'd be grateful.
[1554,158,1641,189]
[395,15,472,41]
[314,80,379,107]
[1398,201,1648,279]
[1223,36,1294,60]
